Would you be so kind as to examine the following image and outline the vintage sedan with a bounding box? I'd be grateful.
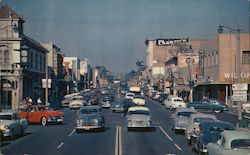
[187,98,229,113]
[101,96,112,108]
[185,113,218,144]
[19,105,64,126]
[191,120,234,154]
[69,99,86,110]
[125,106,152,130]
[0,112,28,139]
[111,104,125,113]
[170,107,198,133]
[207,130,250,155]
[132,96,146,106]
[164,95,186,110]
[75,106,105,132]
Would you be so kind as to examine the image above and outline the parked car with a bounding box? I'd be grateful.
[75,106,105,132]
[185,113,218,144]
[164,95,186,110]
[170,107,198,133]
[187,99,228,113]
[0,112,28,139]
[19,105,64,126]
[69,99,86,110]
[207,130,250,155]
[132,96,146,106]
[191,120,234,154]
[152,92,161,100]
[125,106,152,130]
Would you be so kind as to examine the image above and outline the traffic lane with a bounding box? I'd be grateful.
[55,126,116,155]
[121,126,196,155]
[1,108,77,155]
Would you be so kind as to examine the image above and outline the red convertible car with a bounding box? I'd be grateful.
[19,105,64,126]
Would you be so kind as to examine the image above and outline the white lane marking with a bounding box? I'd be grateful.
[68,129,75,137]
[119,126,122,155]
[174,143,182,151]
[57,142,64,149]
[159,126,173,141]
[115,126,119,155]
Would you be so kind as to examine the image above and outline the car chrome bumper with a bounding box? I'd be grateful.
[75,125,102,130]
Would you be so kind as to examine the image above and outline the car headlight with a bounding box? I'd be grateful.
[92,119,99,124]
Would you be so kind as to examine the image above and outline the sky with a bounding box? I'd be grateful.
[1,0,249,74]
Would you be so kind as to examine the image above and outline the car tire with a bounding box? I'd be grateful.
[20,126,25,136]
[10,129,14,139]
[41,117,47,126]
[75,129,81,133]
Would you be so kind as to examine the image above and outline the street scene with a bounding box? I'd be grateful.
[0,0,250,155]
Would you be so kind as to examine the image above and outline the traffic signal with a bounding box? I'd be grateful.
[20,45,29,67]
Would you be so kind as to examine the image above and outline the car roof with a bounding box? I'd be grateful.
[128,106,149,111]
[190,113,217,119]
[200,120,234,129]
[175,107,198,113]
[221,130,250,140]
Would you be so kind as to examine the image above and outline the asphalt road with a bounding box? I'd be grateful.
[0,94,246,155]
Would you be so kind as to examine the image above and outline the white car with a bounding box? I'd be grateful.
[125,92,135,100]
[207,130,250,155]
[69,99,86,110]
[185,113,218,144]
[164,95,186,110]
[132,96,146,106]
[242,102,250,113]
[125,106,152,129]
[170,107,198,133]
[0,112,28,139]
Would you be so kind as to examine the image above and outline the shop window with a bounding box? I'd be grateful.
[242,51,250,64]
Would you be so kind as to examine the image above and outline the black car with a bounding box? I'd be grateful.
[191,120,234,154]
[157,93,169,104]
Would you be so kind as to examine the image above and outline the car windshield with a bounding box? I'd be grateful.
[194,117,214,123]
[177,112,195,117]
[0,114,12,120]
[80,108,99,114]
[37,106,53,111]
[174,99,183,102]
[231,139,250,149]
[128,110,149,115]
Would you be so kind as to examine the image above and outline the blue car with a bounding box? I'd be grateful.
[191,120,234,154]
[187,98,229,113]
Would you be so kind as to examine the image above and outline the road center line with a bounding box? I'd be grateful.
[115,126,119,155]
[119,126,122,155]
[57,142,64,149]
[68,129,75,137]
[159,126,173,141]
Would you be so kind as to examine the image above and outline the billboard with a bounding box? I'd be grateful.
[156,38,189,46]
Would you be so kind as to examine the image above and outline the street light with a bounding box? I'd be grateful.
[218,25,242,120]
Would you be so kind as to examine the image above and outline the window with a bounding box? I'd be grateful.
[242,51,250,64]
[0,46,10,65]
[30,52,33,68]
[35,53,38,69]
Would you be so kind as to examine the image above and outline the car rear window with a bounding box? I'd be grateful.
[231,139,250,149]
[0,115,12,120]
[177,112,195,117]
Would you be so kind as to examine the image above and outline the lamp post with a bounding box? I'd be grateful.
[218,25,242,120]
